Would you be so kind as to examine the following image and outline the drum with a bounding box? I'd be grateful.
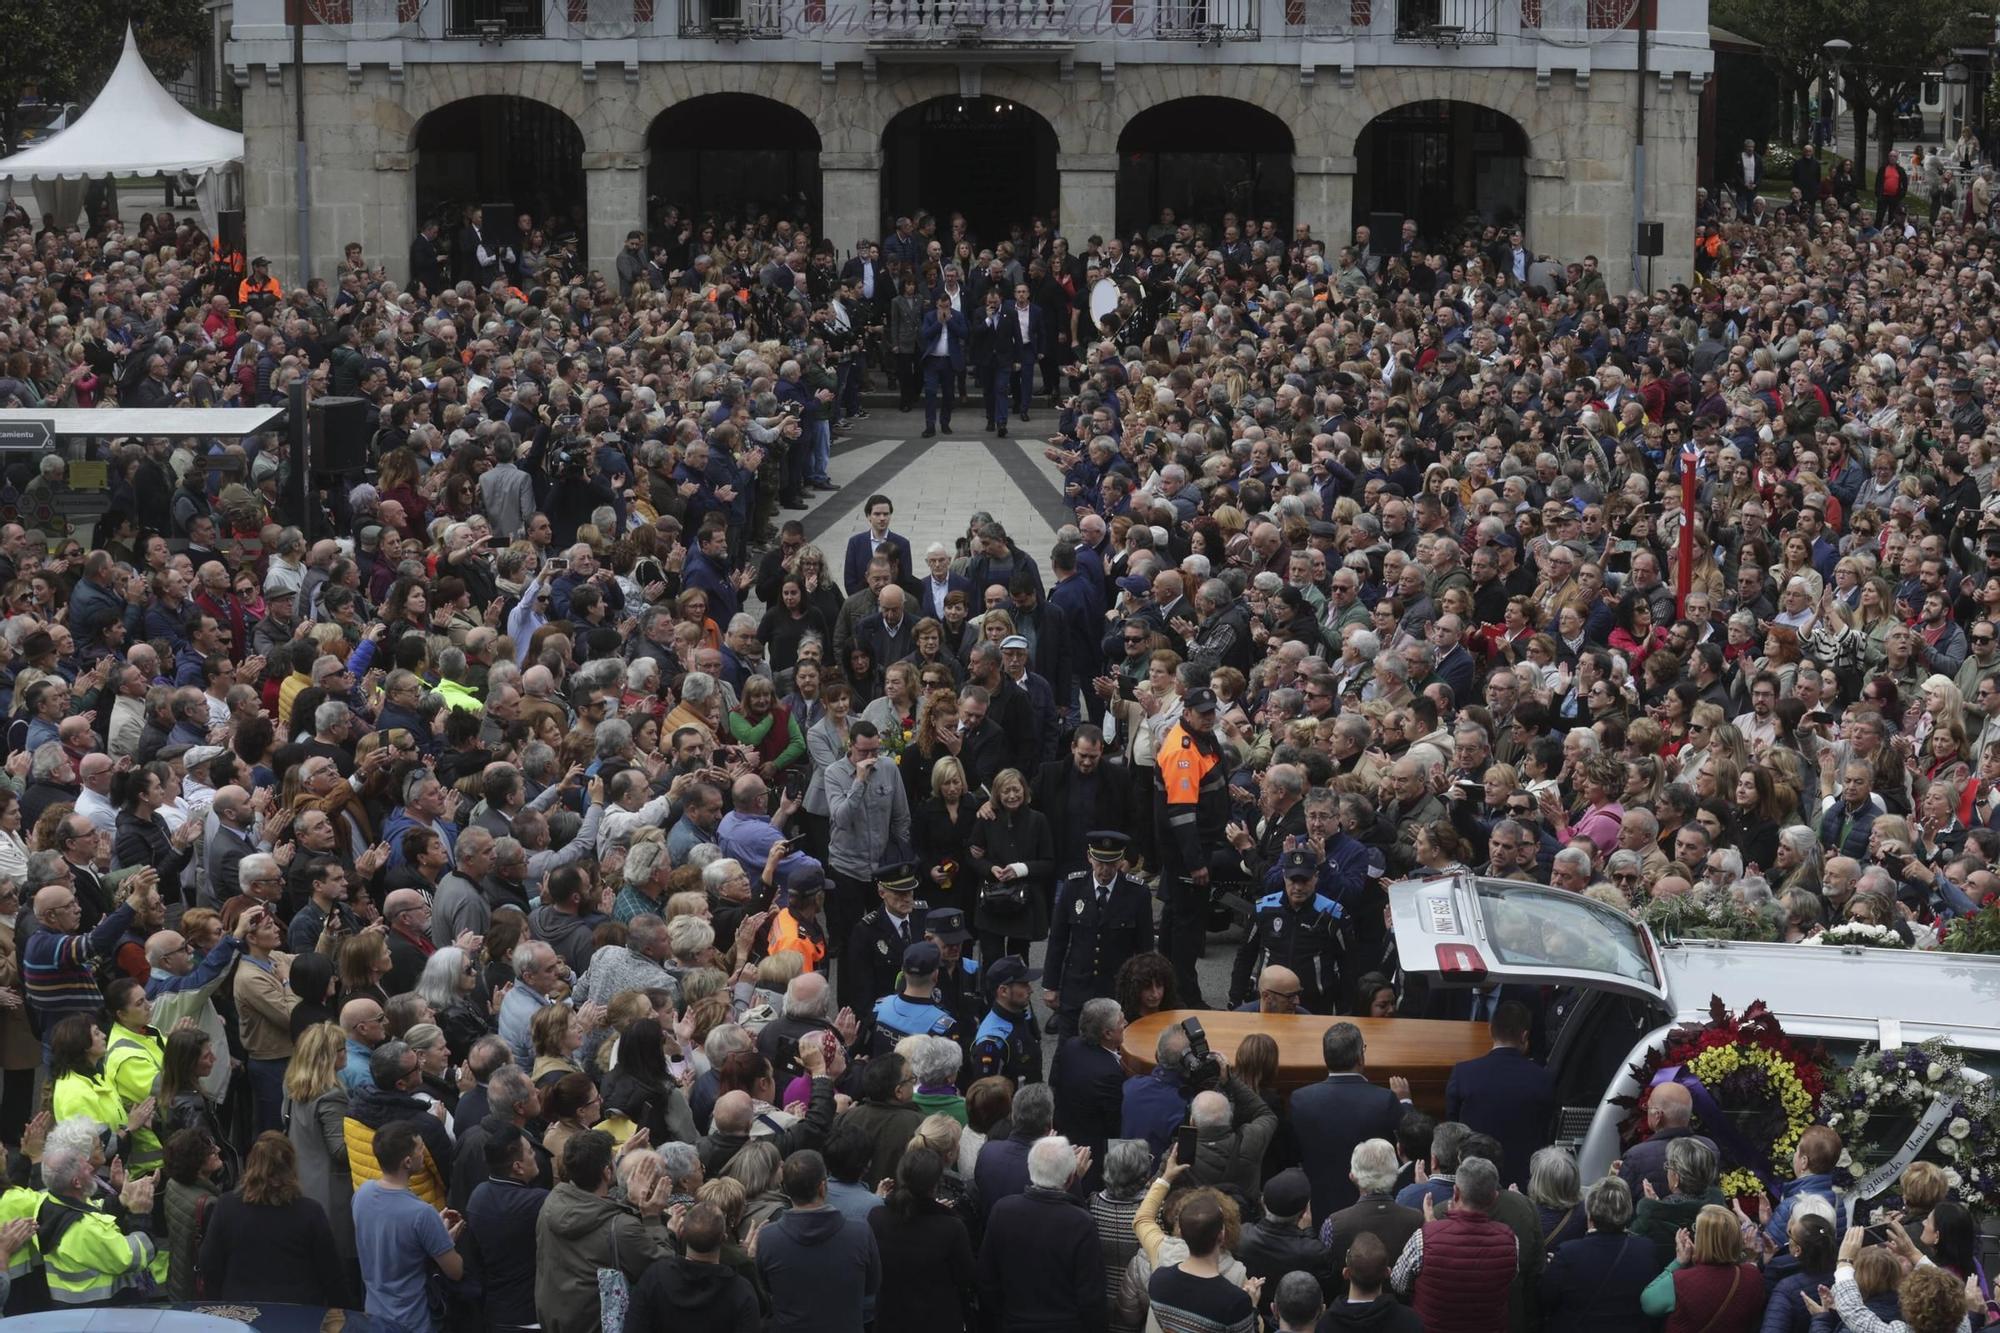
[1088,277,1120,329]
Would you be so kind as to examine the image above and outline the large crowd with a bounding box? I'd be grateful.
[0,136,1996,1333]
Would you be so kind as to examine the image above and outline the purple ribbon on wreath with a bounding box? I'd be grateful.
[1650,1064,1781,1197]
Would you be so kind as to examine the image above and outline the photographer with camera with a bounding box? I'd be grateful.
[1119,1015,1222,1159]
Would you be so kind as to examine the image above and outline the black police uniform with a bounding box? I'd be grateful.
[1043,831,1155,1036]
[839,866,928,1022]
[1229,848,1349,1013]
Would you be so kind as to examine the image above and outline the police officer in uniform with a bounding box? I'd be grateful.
[870,940,960,1056]
[1154,686,1232,1006]
[1043,830,1154,1037]
[925,907,982,1040]
[1230,847,1348,1013]
[840,865,929,1024]
[972,955,1043,1084]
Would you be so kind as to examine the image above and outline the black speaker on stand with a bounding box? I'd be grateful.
[311,396,370,474]
[1369,211,1405,257]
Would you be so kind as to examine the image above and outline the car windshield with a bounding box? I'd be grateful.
[1474,880,1659,990]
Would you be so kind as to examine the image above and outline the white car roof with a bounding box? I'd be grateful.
[1660,939,2000,1049]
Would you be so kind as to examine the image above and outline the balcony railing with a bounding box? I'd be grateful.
[444,0,546,36]
[1393,0,1495,42]
[867,0,1071,39]
[1153,0,1258,38]
[680,0,783,35]
[1295,0,1370,35]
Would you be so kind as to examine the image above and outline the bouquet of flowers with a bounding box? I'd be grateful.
[1941,892,2000,956]
[1614,996,1831,1202]
[1824,1038,2000,1212]
[1802,922,1909,950]
[1638,887,1783,944]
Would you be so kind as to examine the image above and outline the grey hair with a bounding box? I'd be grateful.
[1586,1175,1635,1231]
[1102,1139,1153,1198]
[656,1140,701,1185]
[909,1035,962,1087]
[704,1022,753,1064]
[1350,1138,1400,1194]
[624,840,669,887]
[314,700,352,733]
[1527,1146,1581,1210]
[1666,1135,1718,1195]
[41,1139,96,1195]
[417,946,470,1013]
[1189,1090,1232,1130]
[782,973,837,1023]
[29,742,67,782]
[1077,997,1123,1046]
[518,741,558,780]
[1456,1156,1501,1209]
[488,1065,537,1119]
[681,673,719,705]
[1025,1135,1075,1189]
[1011,1082,1055,1138]
[1708,848,1744,881]
[626,658,660,691]
[701,858,744,892]
[1778,825,1821,875]
[594,719,633,759]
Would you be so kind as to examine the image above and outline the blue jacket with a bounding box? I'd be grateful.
[1539,1231,1659,1333]
[918,308,969,373]
[1760,1253,1835,1333]
[844,529,914,598]
[1119,1068,1190,1158]
[754,1204,880,1333]
[381,809,459,869]
[682,546,739,623]
[1767,1172,1845,1249]
[463,1177,547,1330]
[1819,800,1877,860]
[1292,1073,1408,1223]
[145,934,243,998]
[1445,1045,1558,1188]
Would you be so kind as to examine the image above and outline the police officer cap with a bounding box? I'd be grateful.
[787,867,826,899]
[1183,686,1219,714]
[924,907,973,945]
[1086,830,1131,864]
[1116,574,1150,596]
[877,865,920,894]
[1280,848,1319,880]
[986,955,1042,988]
[903,940,942,975]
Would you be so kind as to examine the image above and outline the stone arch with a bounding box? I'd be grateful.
[880,94,1061,245]
[1351,97,1532,240]
[1105,66,1311,155]
[1115,96,1297,236]
[395,66,592,152]
[648,94,824,231]
[862,66,1093,157]
[411,92,588,265]
[1337,68,1567,166]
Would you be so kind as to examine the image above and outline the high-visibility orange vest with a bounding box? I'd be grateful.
[238,274,281,304]
[1160,721,1221,805]
[768,909,826,973]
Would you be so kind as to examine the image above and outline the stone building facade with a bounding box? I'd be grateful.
[227,0,1710,287]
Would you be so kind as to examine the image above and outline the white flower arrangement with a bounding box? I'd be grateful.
[1824,1038,2000,1211]
[1803,922,1907,949]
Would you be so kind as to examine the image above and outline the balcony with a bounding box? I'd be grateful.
[443,0,547,36]
[679,0,782,35]
[1393,0,1496,42]
[1152,0,1259,39]
[867,0,1072,41]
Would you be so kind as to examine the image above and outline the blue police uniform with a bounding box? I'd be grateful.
[1230,888,1347,1012]
[871,991,959,1055]
[972,1004,1041,1083]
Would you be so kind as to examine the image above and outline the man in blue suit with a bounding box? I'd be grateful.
[1444,1000,1556,1190]
[1048,996,1127,1190]
[682,522,745,623]
[843,494,913,598]
[1005,282,1045,423]
[1291,1022,1413,1223]
[918,294,967,439]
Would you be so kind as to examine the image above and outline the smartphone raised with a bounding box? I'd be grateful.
[1173,1123,1200,1166]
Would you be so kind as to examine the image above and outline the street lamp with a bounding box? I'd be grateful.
[1821,39,1851,155]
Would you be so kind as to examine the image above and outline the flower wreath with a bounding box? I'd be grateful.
[1802,922,1909,950]
[1824,1037,2000,1212]
[1615,996,1831,1202]
[1637,887,1783,944]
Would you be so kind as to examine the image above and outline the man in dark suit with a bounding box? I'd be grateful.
[917,544,974,623]
[843,494,913,598]
[408,219,445,295]
[681,523,745,624]
[954,686,1009,792]
[1048,995,1126,1190]
[917,294,967,439]
[1291,1023,1414,1223]
[853,584,917,671]
[1033,728,1134,875]
[1444,1001,1556,1190]
[1042,832,1153,1036]
[1005,282,1045,423]
[1615,1081,1713,1200]
[967,287,1012,436]
[839,865,928,1023]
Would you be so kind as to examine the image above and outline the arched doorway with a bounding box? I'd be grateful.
[880,96,1058,250]
[1353,101,1527,245]
[414,96,586,268]
[649,95,822,235]
[1117,98,1294,243]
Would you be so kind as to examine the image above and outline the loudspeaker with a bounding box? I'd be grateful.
[311,396,370,474]
[1636,222,1665,257]
[1368,212,1405,255]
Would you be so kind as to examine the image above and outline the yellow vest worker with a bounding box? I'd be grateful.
[1153,686,1231,999]
[238,258,282,306]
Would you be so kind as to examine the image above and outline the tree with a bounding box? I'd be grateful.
[0,0,211,150]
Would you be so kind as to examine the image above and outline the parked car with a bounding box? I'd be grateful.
[1386,873,2000,1182]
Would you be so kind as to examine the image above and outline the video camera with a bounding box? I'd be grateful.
[1177,1017,1224,1093]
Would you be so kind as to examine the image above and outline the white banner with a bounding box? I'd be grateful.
[1846,1090,1956,1203]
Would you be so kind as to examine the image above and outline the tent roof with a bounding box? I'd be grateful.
[0,27,243,182]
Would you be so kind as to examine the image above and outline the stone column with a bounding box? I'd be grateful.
[584,149,650,271]
[821,152,882,259]
[1058,153,1118,243]
[1292,155,1355,247]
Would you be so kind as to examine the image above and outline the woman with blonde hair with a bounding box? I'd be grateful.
[913,752,979,913]
[1638,1202,1763,1329]
[282,1022,355,1272]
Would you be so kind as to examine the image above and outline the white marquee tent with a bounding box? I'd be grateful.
[0,26,243,233]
